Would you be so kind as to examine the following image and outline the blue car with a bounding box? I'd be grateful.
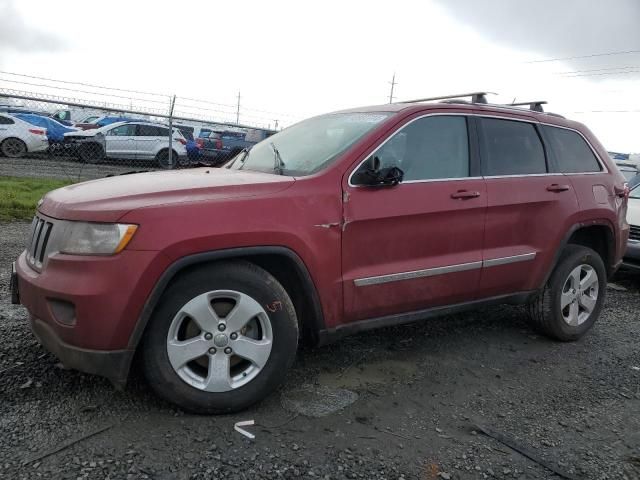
[15,113,78,144]
[95,116,136,128]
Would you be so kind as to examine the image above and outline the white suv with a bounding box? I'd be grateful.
[0,114,49,158]
[63,121,187,168]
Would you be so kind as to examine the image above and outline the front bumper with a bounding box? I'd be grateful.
[30,315,132,387]
[14,247,169,382]
[622,240,640,270]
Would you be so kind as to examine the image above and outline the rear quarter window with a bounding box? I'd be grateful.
[542,125,602,173]
[0,115,15,125]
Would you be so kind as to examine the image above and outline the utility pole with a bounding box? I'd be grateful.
[236,91,241,125]
[388,73,397,104]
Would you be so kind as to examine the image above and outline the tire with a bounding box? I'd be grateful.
[77,143,104,163]
[1,138,27,158]
[141,261,299,414]
[527,245,606,341]
[156,149,179,169]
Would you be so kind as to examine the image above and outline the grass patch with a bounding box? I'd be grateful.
[0,176,72,221]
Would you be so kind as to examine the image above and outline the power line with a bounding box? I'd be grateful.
[0,70,170,98]
[554,65,640,75]
[570,110,640,113]
[0,77,170,105]
[524,49,640,64]
[561,70,640,78]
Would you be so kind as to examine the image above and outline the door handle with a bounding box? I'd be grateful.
[451,190,481,199]
[546,184,570,192]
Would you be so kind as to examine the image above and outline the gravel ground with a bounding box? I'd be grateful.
[1,221,639,480]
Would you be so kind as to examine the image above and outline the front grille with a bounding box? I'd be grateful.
[630,225,640,242]
[26,215,54,270]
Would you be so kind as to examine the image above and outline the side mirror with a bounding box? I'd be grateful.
[352,156,404,187]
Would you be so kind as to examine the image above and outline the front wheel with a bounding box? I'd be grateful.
[527,245,606,341]
[77,143,104,163]
[141,261,298,414]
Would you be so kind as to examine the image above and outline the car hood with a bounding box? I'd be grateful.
[39,168,295,222]
[628,197,640,227]
[64,128,100,137]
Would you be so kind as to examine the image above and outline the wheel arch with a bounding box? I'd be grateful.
[128,246,326,352]
[542,221,616,287]
[0,136,28,155]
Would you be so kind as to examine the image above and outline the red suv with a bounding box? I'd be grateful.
[11,93,629,413]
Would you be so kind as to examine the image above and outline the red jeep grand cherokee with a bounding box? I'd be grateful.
[12,93,629,413]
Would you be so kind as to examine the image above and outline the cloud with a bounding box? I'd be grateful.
[435,0,640,78]
[0,0,66,53]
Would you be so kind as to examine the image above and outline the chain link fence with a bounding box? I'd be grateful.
[0,89,279,183]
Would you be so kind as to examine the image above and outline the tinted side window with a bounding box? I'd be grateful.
[542,126,601,173]
[480,118,546,176]
[108,124,136,136]
[137,125,168,136]
[354,116,469,182]
[0,115,15,125]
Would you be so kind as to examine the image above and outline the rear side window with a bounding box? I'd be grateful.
[479,118,546,176]
[542,126,601,173]
[0,115,14,125]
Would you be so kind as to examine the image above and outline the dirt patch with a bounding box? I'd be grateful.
[318,358,419,390]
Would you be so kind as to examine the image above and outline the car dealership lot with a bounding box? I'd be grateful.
[1,221,638,480]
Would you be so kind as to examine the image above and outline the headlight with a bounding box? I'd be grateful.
[59,222,138,255]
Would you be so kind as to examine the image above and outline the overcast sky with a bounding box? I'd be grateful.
[1,0,639,151]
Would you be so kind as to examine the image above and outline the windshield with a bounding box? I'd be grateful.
[630,183,640,199]
[228,112,391,175]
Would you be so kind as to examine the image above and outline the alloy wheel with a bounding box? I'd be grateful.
[560,264,599,326]
[166,290,273,392]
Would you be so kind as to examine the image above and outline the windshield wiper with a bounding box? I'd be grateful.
[270,142,285,175]
[228,147,250,169]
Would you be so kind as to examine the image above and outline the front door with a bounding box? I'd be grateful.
[105,123,137,159]
[342,114,487,322]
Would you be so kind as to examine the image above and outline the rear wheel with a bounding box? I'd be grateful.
[1,138,27,158]
[156,149,179,169]
[141,261,298,414]
[527,245,606,341]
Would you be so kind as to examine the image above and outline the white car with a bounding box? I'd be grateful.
[624,183,640,270]
[63,121,188,169]
[0,113,49,158]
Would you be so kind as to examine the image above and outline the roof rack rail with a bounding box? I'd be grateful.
[398,92,491,104]
[509,101,547,113]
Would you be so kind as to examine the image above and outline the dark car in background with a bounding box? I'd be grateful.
[196,131,225,164]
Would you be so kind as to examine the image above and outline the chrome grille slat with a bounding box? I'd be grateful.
[630,225,640,242]
[39,223,53,263]
[26,215,57,271]
[31,219,44,259]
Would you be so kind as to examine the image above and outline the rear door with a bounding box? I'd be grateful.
[104,123,137,159]
[342,114,487,321]
[134,124,167,159]
[476,116,579,298]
